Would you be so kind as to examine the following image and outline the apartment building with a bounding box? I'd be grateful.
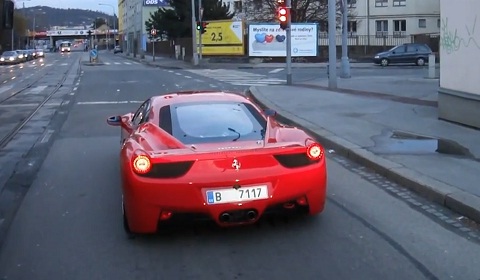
[351,0,440,37]
[117,0,170,54]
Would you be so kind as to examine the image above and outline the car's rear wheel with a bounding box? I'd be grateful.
[416,57,426,66]
[122,198,136,239]
[381,58,389,67]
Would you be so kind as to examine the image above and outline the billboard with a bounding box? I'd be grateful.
[143,0,169,6]
[248,23,318,57]
[197,20,245,56]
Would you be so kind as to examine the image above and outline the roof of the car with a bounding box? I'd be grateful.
[150,91,251,107]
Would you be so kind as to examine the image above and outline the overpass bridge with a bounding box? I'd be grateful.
[28,29,119,47]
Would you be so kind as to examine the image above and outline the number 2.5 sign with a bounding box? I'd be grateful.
[210,32,223,42]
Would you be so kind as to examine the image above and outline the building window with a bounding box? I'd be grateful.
[347,0,357,8]
[437,19,441,28]
[393,0,406,6]
[393,20,406,37]
[376,20,388,37]
[348,20,357,36]
[375,0,388,7]
[418,19,427,28]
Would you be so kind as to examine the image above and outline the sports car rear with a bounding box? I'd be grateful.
[121,141,326,233]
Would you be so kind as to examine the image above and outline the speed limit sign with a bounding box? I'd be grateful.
[150,29,157,35]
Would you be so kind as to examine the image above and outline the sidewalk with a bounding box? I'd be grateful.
[114,51,440,70]
[247,80,480,224]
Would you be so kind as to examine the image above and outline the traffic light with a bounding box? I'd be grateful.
[278,7,288,30]
[201,22,208,34]
[196,21,209,34]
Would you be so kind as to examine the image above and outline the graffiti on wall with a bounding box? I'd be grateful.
[440,15,480,54]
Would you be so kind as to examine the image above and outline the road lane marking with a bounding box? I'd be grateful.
[194,79,204,83]
[60,63,68,66]
[76,101,143,105]
[175,73,182,75]
[73,87,77,91]
[124,62,131,65]
[268,68,283,74]
[114,62,121,65]
[0,103,61,107]
[184,76,192,78]
[40,129,55,143]
[0,85,13,94]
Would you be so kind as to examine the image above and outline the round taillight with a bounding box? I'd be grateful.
[307,143,323,160]
[133,155,151,174]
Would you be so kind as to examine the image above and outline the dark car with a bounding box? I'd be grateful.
[113,45,123,54]
[373,43,433,67]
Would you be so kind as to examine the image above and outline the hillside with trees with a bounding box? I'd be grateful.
[16,6,118,31]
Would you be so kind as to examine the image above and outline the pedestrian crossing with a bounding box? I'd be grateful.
[102,61,140,66]
[186,69,286,86]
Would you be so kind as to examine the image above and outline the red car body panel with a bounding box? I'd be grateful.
[109,91,328,234]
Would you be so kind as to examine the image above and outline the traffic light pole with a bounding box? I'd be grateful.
[327,0,337,88]
[285,0,292,85]
[191,0,199,66]
[198,0,203,61]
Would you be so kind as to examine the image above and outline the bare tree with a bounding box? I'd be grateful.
[243,0,357,27]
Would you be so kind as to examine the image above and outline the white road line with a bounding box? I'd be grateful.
[40,130,55,143]
[104,62,111,65]
[76,101,143,105]
[209,84,218,88]
[175,72,182,75]
[60,63,68,66]
[0,85,13,94]
[184,76,192,78]
[124,62,131,65]
[114,62,121,65]
[168,70,174,73]
[269,68,284,73]
[73,87,77,91]
[194,79,204,83]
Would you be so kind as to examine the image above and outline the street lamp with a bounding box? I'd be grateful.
[99,3,117,49]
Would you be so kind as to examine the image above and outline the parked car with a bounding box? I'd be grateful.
[0,51,22,65]
[373,43,433,66]
[113,45,123,54]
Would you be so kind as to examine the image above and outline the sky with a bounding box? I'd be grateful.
[15,0,118,15]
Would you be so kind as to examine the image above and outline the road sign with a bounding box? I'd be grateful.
[90,49,98,58]
[151,29,157,36]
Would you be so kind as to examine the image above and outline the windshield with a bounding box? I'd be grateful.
[61,42,71,47]
[2,51,16,56]
[162,101,266,144]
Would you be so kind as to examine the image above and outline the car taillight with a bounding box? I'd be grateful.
[306,143,323,160]
[133,154,151,174]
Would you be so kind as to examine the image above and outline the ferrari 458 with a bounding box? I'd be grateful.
[107,91,327,237]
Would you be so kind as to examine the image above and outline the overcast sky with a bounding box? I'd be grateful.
[15,0,119,15]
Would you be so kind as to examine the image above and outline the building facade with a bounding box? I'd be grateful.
[438,0,480,128]
[117,0,169,55]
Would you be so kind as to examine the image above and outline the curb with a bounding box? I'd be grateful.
[246,86,480,224]
[121,55,195,70]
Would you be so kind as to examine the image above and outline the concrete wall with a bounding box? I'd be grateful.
[438,0,480,128]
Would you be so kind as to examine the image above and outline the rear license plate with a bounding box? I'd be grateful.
[206,185,268,205]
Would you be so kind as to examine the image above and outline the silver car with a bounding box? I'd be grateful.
[0,51,22,65]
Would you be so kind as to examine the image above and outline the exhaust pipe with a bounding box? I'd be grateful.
[220,212,231,222]
[246,210,257,221]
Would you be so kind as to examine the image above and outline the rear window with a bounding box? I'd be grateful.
[162,101,266,144]
[3,51,16,56]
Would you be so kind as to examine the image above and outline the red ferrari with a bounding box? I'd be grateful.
[107,91,327,237]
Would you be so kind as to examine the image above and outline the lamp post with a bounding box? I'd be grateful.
[99,3,117,49]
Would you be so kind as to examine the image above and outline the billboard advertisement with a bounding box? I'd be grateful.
[197,20,245,56]
[143,0,169,6]
[248,23,318,57]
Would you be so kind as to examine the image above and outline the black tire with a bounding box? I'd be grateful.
[381,58,389,67]
[416,57,426,66]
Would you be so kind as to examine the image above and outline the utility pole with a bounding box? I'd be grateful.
[340,0,351,78]
[191,0,199,66]
[285,0,292,85]
[198,1,203,61]
[327,0,337,88]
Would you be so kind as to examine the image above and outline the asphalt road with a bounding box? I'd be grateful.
[0,52,479,280]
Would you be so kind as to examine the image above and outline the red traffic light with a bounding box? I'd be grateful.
[278,8,287,22]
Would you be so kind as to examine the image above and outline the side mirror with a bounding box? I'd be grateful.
[107,115,122,126]
[264,109,277,117]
